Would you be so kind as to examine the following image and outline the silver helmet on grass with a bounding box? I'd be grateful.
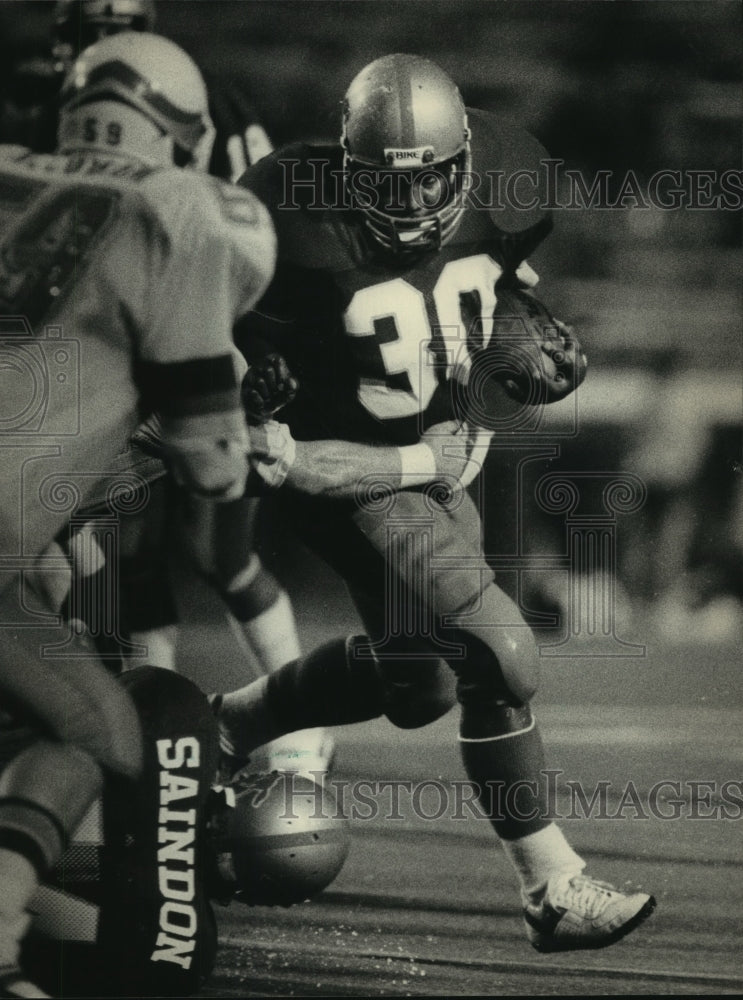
[211,770,350,906]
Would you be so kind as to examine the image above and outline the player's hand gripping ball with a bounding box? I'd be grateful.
[476,288,588,406]
[242,353,298,423]
[211,770,350,906]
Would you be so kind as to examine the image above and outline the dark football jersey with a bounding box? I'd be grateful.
[205,74,273,178]
[238,109,553,445]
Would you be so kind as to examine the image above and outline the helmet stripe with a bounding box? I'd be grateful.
[395,54,416,148]
[62,58,206,150]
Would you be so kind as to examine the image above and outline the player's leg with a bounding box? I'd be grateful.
[0,334,165,993]
[351,534,582,903]
[245,502,585,902]
[0,739,103,1000]
[212,492,456,760]
[213,634,382,757]
[117,475,181,672]
[419,493,655,949]
[245,488,655,950]
[183,492,333,774]
[192,495,301,674]
[0,574,144,998]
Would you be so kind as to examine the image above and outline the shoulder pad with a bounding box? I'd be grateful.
[466,108,552,236]
[240,142,361,271]
[141,168,275,271]
[239,141,314,210]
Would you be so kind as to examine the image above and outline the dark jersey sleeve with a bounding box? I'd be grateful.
[464,108,554,278]
[205,75,273,182]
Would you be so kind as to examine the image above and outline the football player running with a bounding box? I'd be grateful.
[0,32,277,998]
[212,54,656,953]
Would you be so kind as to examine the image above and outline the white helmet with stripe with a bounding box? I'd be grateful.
[58,31,214,168]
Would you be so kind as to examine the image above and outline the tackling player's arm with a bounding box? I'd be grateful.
[207,79,273,181]
[133,172,276,501]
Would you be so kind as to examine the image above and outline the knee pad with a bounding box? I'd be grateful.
[458,701,534,742]
[376,657,457,729]
[445,582,540,706]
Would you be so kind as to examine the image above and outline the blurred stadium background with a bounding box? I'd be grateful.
[2,0,740,646]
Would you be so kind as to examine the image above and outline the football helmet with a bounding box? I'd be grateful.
[341,53,471,254]
[210,770,350,906]
[58,31,214,167]
[53,0,156,62]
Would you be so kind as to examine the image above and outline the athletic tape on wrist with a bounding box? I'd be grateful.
[397,442,437,485]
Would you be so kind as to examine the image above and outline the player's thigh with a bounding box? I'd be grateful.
[352,488,493,617]
[349,491,539,704]
[276,488,488,612]
[443,579,540,704]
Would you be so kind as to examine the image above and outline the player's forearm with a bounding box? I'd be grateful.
[287,440,399,498]
[136,356,251,501]
[287,439,438,499]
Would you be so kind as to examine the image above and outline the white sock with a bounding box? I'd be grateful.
[500,824,585,906]
[223,590,332,770]
[0,973,51,998]
[248,729,334,775]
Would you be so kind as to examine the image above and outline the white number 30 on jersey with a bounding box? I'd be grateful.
[343,254,502,420]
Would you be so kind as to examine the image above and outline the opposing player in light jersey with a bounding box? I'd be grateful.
[211,54,656,953]
[0,32,277,998]
[0,0,330,779]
